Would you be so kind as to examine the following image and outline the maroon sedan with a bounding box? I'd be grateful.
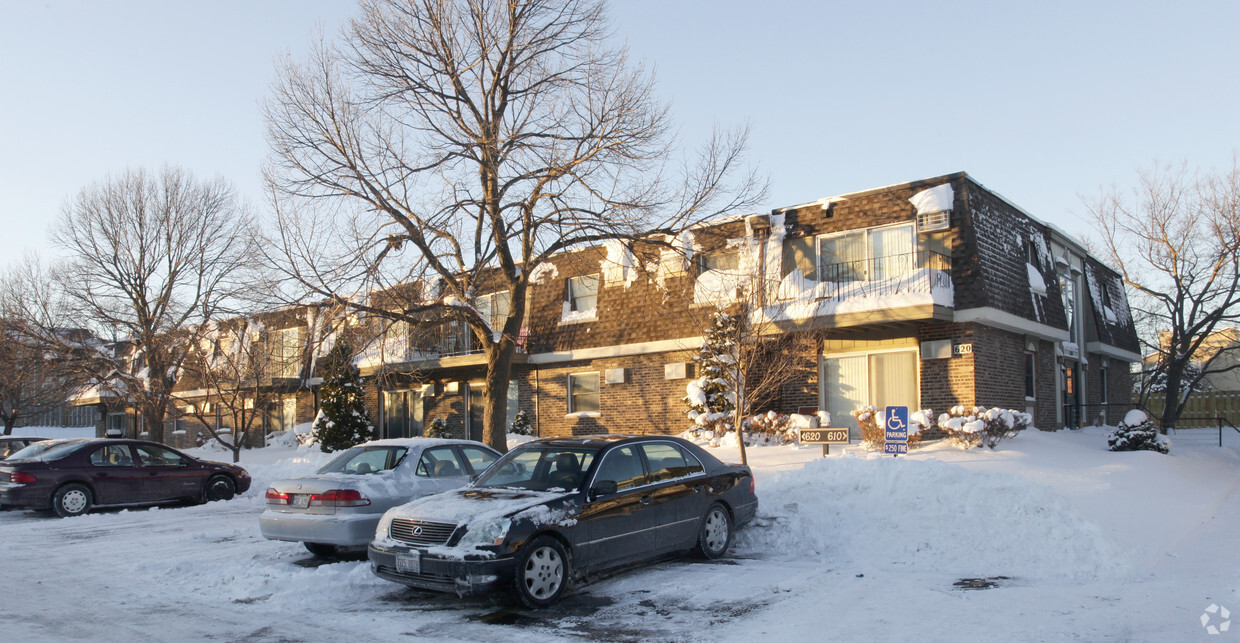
[0,439,251,517]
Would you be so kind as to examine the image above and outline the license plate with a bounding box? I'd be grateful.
[292,494,310,509]
[395,553,421,574]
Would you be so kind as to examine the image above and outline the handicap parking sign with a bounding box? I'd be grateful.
[884,406,909,454]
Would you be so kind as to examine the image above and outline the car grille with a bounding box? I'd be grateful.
[390,519,457,546]
[375,564,456,585]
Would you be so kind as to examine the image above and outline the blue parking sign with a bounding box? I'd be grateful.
[885,405,909,445]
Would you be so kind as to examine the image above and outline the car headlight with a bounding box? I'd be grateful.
[457,518,512,547]
[375,512,395,541]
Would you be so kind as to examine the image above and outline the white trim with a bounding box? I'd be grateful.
[1085,341,1140,363]
[953,307,1069,342]
[528,337,704,364]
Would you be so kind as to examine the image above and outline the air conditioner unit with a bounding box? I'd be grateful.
[917,210,950,233]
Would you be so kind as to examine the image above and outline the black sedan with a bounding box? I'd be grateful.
[369,434,758,607]
[0,438,251,517]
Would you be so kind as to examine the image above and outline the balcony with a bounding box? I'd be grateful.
[765,250,953,328]
[816,250,952,301]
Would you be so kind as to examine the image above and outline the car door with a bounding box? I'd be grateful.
[86,444,144,505]
[577,445,655,570]
[133,444,204,502]
[638,442,710,549]
[414,446,471,495]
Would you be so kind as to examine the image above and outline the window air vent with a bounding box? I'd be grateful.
[917,210,950,233]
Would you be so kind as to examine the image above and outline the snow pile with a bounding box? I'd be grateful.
[602,239,640,289]
[736,456,1125,581]
[1027,263,1047,295]
[528,262,558,284]
[908,183,954,215]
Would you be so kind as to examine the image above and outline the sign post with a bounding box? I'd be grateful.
[797,428,850,456]
[883,406,909,456]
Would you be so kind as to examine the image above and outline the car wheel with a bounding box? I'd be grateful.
[204,475,236,502]
[515,535,570,608]
[304,542,339,558]
[53,483,93,518]
[695,503,733,559]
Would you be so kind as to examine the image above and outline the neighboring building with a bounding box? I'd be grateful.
[1144,328,1240,393]
[65,172,1141,445]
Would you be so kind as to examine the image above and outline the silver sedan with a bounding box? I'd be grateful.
[260,438,500,557]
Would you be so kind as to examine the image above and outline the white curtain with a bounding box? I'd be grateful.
[819,232,866,282]
[821,355,868,440]
[868,352,918,411]
[869,225,914,282]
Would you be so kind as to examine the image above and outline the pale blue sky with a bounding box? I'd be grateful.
[2,0,1237,269]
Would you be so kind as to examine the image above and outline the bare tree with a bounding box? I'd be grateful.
[263,0,763,452]
[178,318,277,463]
[684,226,818,465]
[0,256,94,434]
[1085,160,1240,429]
[50,167,256,444]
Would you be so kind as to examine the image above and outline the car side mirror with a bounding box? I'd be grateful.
[588,480,617,499]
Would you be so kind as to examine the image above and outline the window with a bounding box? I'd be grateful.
[592,446,649,491]
[91,444,133,467]
[820,349,918,439]
[817,223,914,283]
[318,446,408,474]
[272,327,301,378]
[461,446,499,475]
[135,444,185,467]
[416,446,467,478]
[566,275,599,314]
[476,291,512,330]
[1024,352,1036,399]
[697,248,740,274]
[1099,366,1108,405]
[568,372,600,414]
[1060,275,1076,341]
[639,442,704,483]
[383,389,423,439]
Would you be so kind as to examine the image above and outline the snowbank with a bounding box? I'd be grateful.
[737,455,1126,581]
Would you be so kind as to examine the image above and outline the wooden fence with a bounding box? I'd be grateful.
[1144,391,1240,428]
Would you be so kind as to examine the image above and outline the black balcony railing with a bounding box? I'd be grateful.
[816,250,951,301]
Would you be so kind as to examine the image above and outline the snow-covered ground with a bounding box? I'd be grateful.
[2,427,1238,641]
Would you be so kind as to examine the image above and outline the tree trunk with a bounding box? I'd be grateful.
[484,337,518,454]
[1160,359,1184,434]
[143,406,166,444]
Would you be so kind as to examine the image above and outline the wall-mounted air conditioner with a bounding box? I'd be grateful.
[917,210,950,233]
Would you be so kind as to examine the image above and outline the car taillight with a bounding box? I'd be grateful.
[265,488,291,505]
[11,472,36,484]
[309,489,370,507]
[749,476,755,495]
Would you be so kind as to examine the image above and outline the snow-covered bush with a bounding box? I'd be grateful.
[312,340,376,452]
[854,406,928,452]
[937,405,1031,449]
[743,411,798,446]
[854,406,884,451]
[1107,409,1169,454]
[424,417,449,439]
[508,409,535,436]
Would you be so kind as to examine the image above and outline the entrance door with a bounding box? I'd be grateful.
[820,350,918,440]
[383,389,423,439]
[282,397,297,432]
[1061,364,1080,429]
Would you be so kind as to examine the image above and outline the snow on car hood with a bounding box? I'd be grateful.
[383,487,572,526]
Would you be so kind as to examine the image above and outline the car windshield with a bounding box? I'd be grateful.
[473,446,596,491]
[10,440,86,462]
[316,445,409,475]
